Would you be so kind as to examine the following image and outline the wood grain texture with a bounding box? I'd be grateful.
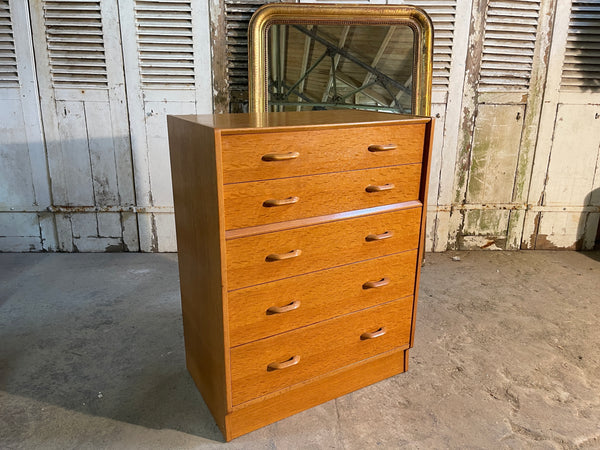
[167,116,230,435]
[168,110,432,441]
[230,296,413,405]
[226,206,422,290]
[228,250,418,346]
[226,347,407,440]
[221,124,425,183]
[223,164,422,229]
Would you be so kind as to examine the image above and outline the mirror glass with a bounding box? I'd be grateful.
[268,24,415,113]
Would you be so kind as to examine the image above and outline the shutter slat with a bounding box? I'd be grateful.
[135,0,195,89]
[0,1,18,87]
[561,0,600,92]
[409,0,456,90]
[479,0,540,91]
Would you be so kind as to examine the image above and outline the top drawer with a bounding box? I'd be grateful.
[220,124,426,184]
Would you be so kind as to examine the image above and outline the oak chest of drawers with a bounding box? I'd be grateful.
[167,110,433,441]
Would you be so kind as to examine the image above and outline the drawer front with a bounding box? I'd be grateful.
[223,164,421,230]
[230,296,413,406]
[220,124,426,184]
[226,206,421,290]
[228,250,418,347]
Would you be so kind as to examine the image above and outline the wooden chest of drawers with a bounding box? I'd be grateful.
[167,110,433,441]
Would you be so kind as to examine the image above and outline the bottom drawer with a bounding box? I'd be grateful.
[230,296,413,406]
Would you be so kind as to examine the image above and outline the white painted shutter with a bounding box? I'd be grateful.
[119,0,212,251]
[0,1,54,251]
[479,0,540,91]
[561,0,600,91]
[0,1,18,87]
[29,0,136,252]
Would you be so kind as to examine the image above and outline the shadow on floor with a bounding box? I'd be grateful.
[0,253,224,443]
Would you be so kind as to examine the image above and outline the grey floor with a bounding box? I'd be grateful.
[1,250,599,449]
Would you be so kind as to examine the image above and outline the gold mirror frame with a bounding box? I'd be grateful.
[248,4,433,116]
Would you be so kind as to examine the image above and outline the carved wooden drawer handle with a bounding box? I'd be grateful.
[265,249,302,262]
[361,327,386,340]
[365,183,395,193]
[263,196,299,207]
[362,278,390,289]
[368,144,397,152]
[262,151,300,161]
[365,231,393,242]
[267,355,300,371]
[267,300,301,314]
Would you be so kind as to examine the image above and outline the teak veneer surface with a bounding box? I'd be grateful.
[223,164,422,229]
[167,110,434,441]
[230,296,413,406]
[227,347,407,441]
[228,250,418,347]
[225,206,421,290]
[221,124,425,183]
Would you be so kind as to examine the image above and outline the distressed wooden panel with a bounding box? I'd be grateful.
[0,236,43,252]
[544,104,600,206]
[534,211,588,250]
[463,209,511,236]
[84,102,121,206]
[0,212,39,237]
[54,100,96,205]
[466,104,525,204]
[425,102,446,251]
[28,0,135,252]
[0,99,36,207]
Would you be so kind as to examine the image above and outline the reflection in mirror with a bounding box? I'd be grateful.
[268,24,415,113]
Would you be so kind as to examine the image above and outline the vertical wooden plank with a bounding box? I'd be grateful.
[84,102,120,206]
[55,101,96,206]
[522,0,572,249]
[544,105,600,206]
[424,103,447,251]
[505,0,557,249]
[0,100,36,207]
[97,212,122,238]
[466,104,525,204]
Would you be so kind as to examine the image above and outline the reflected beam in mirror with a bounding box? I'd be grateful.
[322,26,350,102]
[293,25,412,98]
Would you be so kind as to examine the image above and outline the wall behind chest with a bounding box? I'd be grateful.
[1,0,213,252]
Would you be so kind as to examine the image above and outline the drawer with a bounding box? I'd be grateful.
[220,124,426,184]
[230,296,413,406]
[228,250,418,347]
[225,206,421,290]
[223,164,422,230]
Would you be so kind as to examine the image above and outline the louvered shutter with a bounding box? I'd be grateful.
[0,0,55,251]
[29,0,136,252]
[561,0,600,91]
[409,0,456,91]
[0,0,18,87]
[43,0,108,88]
[135,0,196,88]
[118,0,212,251]
[224,0,280,111]
[479,0,540,91]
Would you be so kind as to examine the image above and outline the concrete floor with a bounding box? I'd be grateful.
[1,250,599,449]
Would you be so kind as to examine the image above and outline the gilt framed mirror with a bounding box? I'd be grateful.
[248,4,433,116]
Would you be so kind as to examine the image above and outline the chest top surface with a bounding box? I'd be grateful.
[173,109,431,134]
